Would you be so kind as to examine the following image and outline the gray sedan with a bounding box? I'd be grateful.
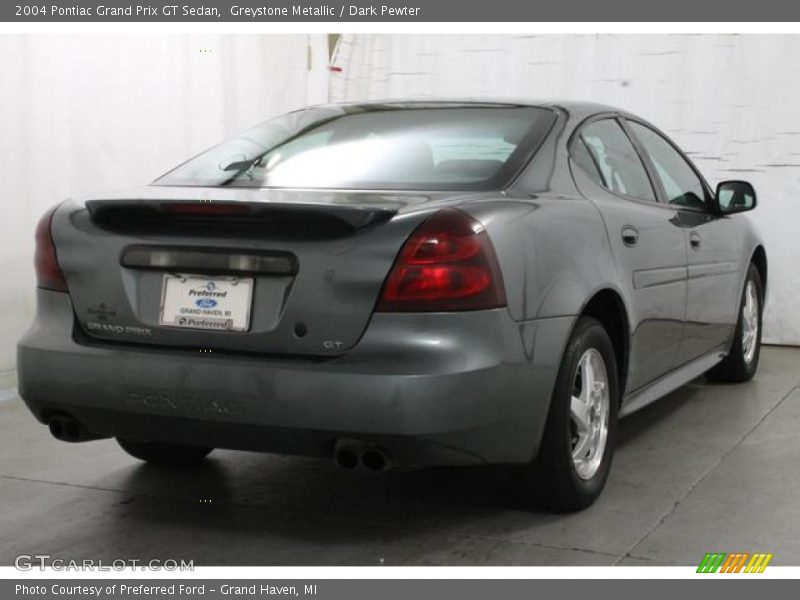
[18,101,765,510]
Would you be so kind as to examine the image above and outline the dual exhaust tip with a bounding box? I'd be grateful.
[334,440,391,473]
[47,416,393,471]
[47,413,101,443]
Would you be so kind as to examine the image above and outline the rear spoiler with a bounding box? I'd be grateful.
[85,199,399,230]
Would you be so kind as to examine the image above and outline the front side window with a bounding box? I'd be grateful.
[627,121,708,209]
[578,119,656,201]
[155,105,556,191]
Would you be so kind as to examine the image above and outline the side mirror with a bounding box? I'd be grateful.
[715,180,757,215]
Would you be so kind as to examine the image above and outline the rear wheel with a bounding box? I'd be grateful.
[517,316,619,512]
[706,263,763,383]
[117,438,213,465]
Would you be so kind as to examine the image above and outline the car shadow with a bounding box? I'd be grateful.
[105,458,522,564]
[101,378,708,564]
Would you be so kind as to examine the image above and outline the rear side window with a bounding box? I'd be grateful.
[577,119,656,202]
[627,121,709,209]
[571,138,605,186]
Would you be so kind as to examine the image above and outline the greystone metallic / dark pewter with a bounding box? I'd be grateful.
[16,100,766,509]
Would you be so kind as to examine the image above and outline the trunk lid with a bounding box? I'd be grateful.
[54,186,454,356]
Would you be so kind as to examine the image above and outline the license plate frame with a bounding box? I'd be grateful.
[159,273,254,332]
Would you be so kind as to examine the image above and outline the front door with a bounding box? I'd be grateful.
[625,120,740,364]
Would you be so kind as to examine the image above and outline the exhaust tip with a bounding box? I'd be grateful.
[335,448,359,470]
[48,418,63,440]
[64,420,81,441]
[47,414,90,442]
[333,439,393,472]
[361,449,388,472]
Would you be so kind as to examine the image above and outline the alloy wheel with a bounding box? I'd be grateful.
[570,348,611,480]
[742,279,759,364]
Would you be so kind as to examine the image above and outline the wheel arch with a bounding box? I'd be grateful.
[751,245,767,298]
[578,288,630,399]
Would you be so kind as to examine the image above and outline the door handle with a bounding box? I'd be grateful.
[621,226,639,247]
[689,232,702,250]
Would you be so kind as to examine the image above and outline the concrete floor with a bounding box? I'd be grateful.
[1,346,799,566]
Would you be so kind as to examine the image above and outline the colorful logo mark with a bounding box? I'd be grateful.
[697,552,773,573]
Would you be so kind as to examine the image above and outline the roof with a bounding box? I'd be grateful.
[310,98,633,120]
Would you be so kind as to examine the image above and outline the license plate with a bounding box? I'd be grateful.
[159,274,254,332]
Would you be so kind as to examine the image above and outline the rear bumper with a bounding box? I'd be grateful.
[17,290,573,467]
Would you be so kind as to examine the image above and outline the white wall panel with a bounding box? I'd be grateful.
[0,34,328,371]
[331,34,800,345]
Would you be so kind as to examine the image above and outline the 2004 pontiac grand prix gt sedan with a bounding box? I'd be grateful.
[18,101,766,510]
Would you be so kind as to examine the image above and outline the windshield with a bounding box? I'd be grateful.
[154,104,556,191]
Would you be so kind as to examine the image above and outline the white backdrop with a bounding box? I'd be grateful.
[331,34,800,346]
[0,34,329,371]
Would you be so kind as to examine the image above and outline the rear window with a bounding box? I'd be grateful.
[155,105,556,191]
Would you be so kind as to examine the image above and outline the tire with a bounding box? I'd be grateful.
[516,316,619,512]
[706,263,763,383]
[117,438,213,465]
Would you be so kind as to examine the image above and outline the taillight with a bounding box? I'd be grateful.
[34,205,68,292]
[376,208,506,312]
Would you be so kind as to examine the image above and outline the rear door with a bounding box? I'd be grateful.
[624,120,740,363]
[571,117,688,392]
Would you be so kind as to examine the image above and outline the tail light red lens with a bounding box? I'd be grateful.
[34,206,68,292]
[376,208,506,312]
